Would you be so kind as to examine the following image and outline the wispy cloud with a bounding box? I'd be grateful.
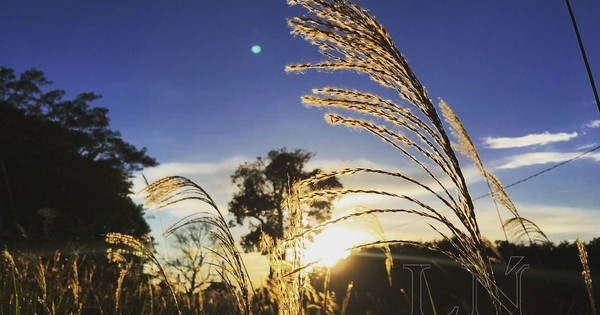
[132,156,248,216]
[135,156,406,217]
[139,157,247,179]
[584,119,600,129]
[482,131,578,149]
[497,151,600,169]
[134,156,484,217]
[509,203,600,242]
[577,143,598,150]
[466,202,600,242]
[346,201,600,244]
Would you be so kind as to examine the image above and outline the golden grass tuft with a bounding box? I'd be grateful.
[143,175,256,315]
[106,231,182,315]
[577,238,596,315]
[284,0,551,312]
[440,100,548,245]
[259,185,309,315]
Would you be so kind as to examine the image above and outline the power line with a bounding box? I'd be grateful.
[474,144,600,201]
[386,144,600,230]
[565,0,600,114]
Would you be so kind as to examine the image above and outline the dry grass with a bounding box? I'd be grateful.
[440,100,548,245]
[577,238,597,314]
[1,244,233,314]
[3,1,586,315]
[137,2,552,314]
[106,231,184,315]
[258,187,307,315]
[283,0,550,312]
[143,175,256,315]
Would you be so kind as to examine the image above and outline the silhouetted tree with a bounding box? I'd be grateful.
[0,66,157,245]
[165,223,215,306]
[229,148,342,252]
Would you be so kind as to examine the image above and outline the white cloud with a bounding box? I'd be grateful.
[497,151,600,169]
[324,198,600,245]
[138,156,247,180]
[506,203,600,242]
[141,156,598,282]
[577,143,598,150]
[131,156,248,217]
[307,157,387,171]
[584,119,600,129]
[334,199,600,244]
[482,132,578,149]
[135,155,485,218]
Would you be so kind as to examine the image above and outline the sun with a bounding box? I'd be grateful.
[304,227,371,267]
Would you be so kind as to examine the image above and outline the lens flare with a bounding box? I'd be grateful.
[251,45,262,54]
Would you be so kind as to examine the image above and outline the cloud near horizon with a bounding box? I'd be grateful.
[136,156,598,283]
[482,131,578,149]
[497,151,600,169]
[134,154,598,245]
[133,156,394,216]
[584,119,600,129]
[133,155,484,217]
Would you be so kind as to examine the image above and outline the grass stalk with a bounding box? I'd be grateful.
[423,273,437,315]
[283,0,549,312]
[576,238,596,315]
[143,176,257,315]
[340,281,353,315]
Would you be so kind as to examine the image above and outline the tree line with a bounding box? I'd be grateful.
[1,66,156,247]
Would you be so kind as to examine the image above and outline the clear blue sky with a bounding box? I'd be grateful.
[2,1,599,252]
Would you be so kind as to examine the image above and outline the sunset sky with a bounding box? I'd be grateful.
[2,1,599,280]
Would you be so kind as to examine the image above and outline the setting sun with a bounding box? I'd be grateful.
[304,227,372,267]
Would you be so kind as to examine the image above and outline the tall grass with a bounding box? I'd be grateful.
[1,247,140,314]
[3,1,594,315]
[284,0,547,312]
[143,176,257,315]
[577,238,597,314]
[134,1,552,314]
[0,242,243,314]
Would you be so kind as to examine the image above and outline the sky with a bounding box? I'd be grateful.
[2,1,599,281]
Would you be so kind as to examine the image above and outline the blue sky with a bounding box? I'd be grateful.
[2,1,599,278]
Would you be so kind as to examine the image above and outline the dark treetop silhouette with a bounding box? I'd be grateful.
[228,148,342,252]
[0,66,157,245]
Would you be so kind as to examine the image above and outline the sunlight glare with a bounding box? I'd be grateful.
[304,227,370,267]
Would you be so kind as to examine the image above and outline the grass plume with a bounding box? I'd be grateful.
[577,238,596,315]
[143,175,256,315]
[283,0,550,311]
[260,185,309,315]
[440,100,548,245]
[106,232,182,315]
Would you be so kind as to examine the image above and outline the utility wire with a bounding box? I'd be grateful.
[389,144,600,229]
[474,144,600,200]
[565,0,600,114]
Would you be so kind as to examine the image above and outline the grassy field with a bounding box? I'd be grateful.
[1,0,597,314]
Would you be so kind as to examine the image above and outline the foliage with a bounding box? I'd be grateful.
[229,148,342,252]
[0,66,157,244]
